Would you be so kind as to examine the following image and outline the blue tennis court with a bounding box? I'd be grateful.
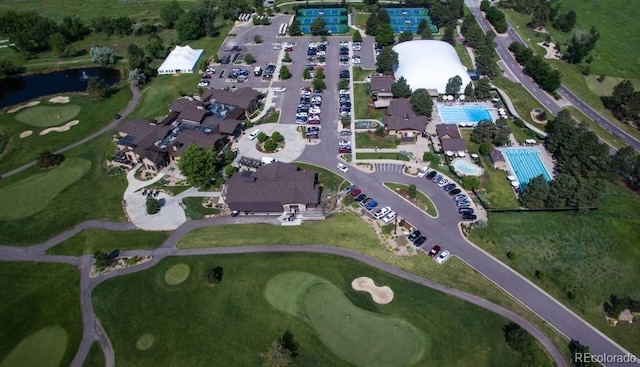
[502,149,552,187]
[386,8,424,16]
[300,25,345,34]
[298,8,343,16]
[437,105,493,125]
[299,16,342,24]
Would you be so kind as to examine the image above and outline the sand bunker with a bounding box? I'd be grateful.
[49,96,70,104]
[19,130,33,138]
[352,277,394,305]
[7,101,40,113]
[39,120,79,135]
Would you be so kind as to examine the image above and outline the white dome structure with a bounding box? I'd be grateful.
[392,40,472,94]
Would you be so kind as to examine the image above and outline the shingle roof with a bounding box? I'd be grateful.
[118,119,157,145]
[225,163,319,212]
[384,98,428,132]
[441,138,467,152]
[178,107,207,123]
[370,75,395,93]
[490,149,505,163]
[202,88,260,110]
[436,124,462,139]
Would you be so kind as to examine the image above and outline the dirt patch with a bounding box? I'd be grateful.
[7,101,40,113]
[536,42,561,60]
[19,131,33,138]
[48,96,70,104]
[39,120,79,135]
[351,277,394,304]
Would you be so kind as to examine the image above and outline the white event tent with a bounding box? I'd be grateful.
[157,45,204,75]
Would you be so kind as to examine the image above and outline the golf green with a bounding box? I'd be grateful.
[0,158,91,220]
[164,264,190,285]
[15,104,81,127]
[265,272,425,367]
[0,326,67,367]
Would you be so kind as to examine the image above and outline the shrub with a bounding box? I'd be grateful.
[257,132,269,142]
[244,53,256,64]
[253,34,263,44]
[37,151,65,168]
[263,138,277,151]
[146,197,160,214]
[407,184,417,198]
[271,131,284,143]
[205,266,223,285]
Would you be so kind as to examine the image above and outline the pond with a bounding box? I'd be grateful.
[0,67,121,109]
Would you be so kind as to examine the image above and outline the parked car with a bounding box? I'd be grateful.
[249,129,261,140]
[350,188,362,197]
[453,194,467,201]
[337,163,349,173]
[435,250,450,264]
[417,167,429,178]
[373,206,391,219]
[354,193,367,202]
[414,236,427,247]
[449,188,462,196]
[338,140,351,147]
[381,211,396,224]
[273,87,286,92]
[425,171,437,180]
[360,198,373,206]
[408,230,421,242]
[427,245,441,257]
[443,183,456,191]
[342,184,356,195]
[339,130,352,136]
[365,200,378,211]
[339,147,352,153]
[432,174,442,183]
[437,178,449,187]
[462,214,477,221]
[458,208,474,215]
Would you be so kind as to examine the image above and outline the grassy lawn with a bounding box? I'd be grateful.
[584,75,640,97]
[82,343,104,367]
[353,83,385,121]
[128,74,201,120]
[492,76,550,126]
[295,163,349,193]
[352,66,373,82]
[470,182,640,355]
[354,12,369,28]
[0,88,131,173]
[189,22,234,58]
[357,152,410,161]
[0,158,91,221]
[182,197,220,220]
[355,131,400,149]
[0,262,81,367]
[46,229,169,256]
[476,156,520,208]
[384,182,438,217]
[15,104,82,127]
[455,43,474,70]
[93,253,551,366]
[0,134,128,245]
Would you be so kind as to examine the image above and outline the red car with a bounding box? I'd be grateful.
[339,147,352,153]
[350,188,362,197]
[427,245,441,257]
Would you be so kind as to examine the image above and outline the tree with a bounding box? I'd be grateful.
[0,59,26,77]
[407,184,417,198]
[475,78,492,100]
[519,175,550,208]
[417,18,429,34]
[244,53,256,64]
[365,12,379,36]
[257,132,269,143]
[282,52,291,63]
[375,23,395,46]
[503,323,533,352]
[93,250,116,269]
[398,30,414,43]
[128,68,147,86]
[485,6,508,33]
[146,34,167,59]
[254,34,263,44]
[570,341,599,367]
[271,131,284,143]
[310,17,328,36]
[315,68,325,80]
[352,30,362,43]
[263,139,277,152]
[420,26,433,40]
[445,75,463,96]
[260,341,293,367]
[288,20,301,36]
[279,65,291,80]
[37,151,64,168]
[363,0,378,5]
[175,11,203,41]
[564,27,600,64]
[205,266,223,285]
[223,164,236,179]
[312,77,326,91]
[603,79,640,121]
[410,88,433,116]
[461,176,480,191]
[302,68,311,80]
[146,196,160,214]
[377,8,390,24]
[523,55,562,92]
[90,46,116,66]
[375,46,398,74]
[279,330,299,357]
[49,32,68,55]
[442,23,456,46]
[470,120,511,146]
[611,146,640,191]
[127,43,146,70]
[553,10,577,32]
[86,77,109,99]
[478,140,493,156]
[160,0,184,28]
[480,0,490,12]
[338,79,349,91]
[391,77,412,98]
[463,82,475,98]
[177,145,217,187]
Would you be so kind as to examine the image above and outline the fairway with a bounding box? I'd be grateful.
[93,254,540,367]
[265,271,424,367]
[0,326,67,367]
[0,158,91,220]
[15,104,81,127]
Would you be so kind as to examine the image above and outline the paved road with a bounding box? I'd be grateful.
[0,84,140,179]
[464,0,640,152]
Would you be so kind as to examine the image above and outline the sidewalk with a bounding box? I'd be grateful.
[493,86,547,137]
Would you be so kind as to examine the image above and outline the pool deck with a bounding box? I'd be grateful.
[498,145,556,184]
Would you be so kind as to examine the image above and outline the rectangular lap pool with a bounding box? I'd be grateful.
[437,105,493,125]
[501,149,552,187]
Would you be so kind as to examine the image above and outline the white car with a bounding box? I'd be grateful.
[309,107,321,114]
[417,167,429,178]
[339,89,350,95]
[381,211,397,224]
[299,89,311,95]
[197,80,209,87]
[337,163,349,173]
[437,178,449,187]
[435,250,450,264]
[273,87,286,92]
[373,206,391,220]
[338,140,351,147]
[317,61,327,66]
[249,129,261,140]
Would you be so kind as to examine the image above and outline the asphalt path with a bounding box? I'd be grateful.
[0,84,140,179]
[464,0,640,151]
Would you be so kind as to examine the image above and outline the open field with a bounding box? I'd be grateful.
[470,182,640,355]
[384,182,438,217]
[352,66,373,82]
[15,104,81,127]
[182,197,220,220]
[0,89,131,173]
[0,134,128,245]
[82,343,104,367]
[355,12,369,28]
[355,131,400,149]
[455,44,474,70]
[0,262,81,367]
[128,74,201,120]
[46,229,170,256]
[0,158,91,221]
[295,163,349,192]
[93,253,551,366]
[354,83,385,121]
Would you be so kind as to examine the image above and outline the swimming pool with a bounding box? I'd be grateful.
[453,159,482,176]
[501,149,552,187]
[437,105,493,125]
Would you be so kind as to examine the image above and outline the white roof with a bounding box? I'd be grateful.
[393,40,472,94]
[157,45,204,73]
